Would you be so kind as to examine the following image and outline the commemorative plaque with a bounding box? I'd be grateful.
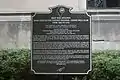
[31,5,91,74]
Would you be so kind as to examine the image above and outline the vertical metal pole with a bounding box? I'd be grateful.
[74,77,79,80]
[73,76,87,80]
[58,75,63,80]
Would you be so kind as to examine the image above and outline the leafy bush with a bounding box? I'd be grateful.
[1,49,120,80]
[0,49,30,80]
[88,50,120,80]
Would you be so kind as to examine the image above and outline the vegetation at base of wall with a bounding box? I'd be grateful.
[0,49,30,80]
[87,50,120,80]
[0,49,120,80]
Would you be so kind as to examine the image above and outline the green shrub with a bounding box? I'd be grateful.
[1,49,120,80]
[0,49,30,80]
[88,50,120,80]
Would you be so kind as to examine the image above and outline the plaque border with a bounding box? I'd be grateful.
[31,5,92,75]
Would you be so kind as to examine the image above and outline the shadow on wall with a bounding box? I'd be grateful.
[92,15,120,50]
[0,21,31,49]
